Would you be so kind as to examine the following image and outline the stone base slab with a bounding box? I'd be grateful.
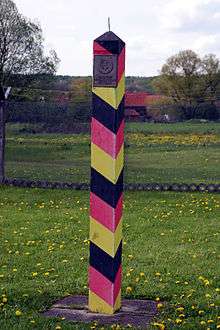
[43,295,157,328]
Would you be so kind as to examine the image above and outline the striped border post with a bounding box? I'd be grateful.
[89,31,125,314]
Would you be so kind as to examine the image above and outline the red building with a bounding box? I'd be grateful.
[125,92,162,121]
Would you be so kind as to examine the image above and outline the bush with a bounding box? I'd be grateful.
[195,103,219,120]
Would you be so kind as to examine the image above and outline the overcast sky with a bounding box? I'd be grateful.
[15,0,220,77]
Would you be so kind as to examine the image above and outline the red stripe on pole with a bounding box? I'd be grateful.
[117,47,125,82]
[89,265,122,306]
[115,120,124,157]
[91,118,124,158]
[93,42,112,55]
[90,192,123,232]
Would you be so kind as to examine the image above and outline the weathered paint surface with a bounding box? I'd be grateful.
[89,31,125,314]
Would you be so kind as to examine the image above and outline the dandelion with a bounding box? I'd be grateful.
[15,310,22,316]
[175,318,182,324]
[157,303,163,309]
[153,322,165,330]
[126,286,132,294]
[204,279,210,286]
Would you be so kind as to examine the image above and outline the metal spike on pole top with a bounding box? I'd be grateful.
[108,17,111,31]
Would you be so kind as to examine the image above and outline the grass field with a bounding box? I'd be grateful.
[5,122,220,184]
[0,186,219,329]
[126,122,220,134]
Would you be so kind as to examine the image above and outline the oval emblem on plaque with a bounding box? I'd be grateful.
[99,58,114,74]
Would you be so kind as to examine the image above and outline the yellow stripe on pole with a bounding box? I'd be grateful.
[88,289,121,315]
[92,73,125,109]
[91,143,124,184]
[90,217,122,258]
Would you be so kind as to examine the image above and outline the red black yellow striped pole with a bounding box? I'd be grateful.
[89,31,125,314]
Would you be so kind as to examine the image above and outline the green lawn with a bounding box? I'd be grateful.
[0,186,219,329]
[5,122,220,184]
[126,122,220,134]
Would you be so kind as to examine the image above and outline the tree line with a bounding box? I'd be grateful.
[151,50,220,121]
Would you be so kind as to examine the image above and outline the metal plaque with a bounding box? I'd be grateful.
[93,55,118,87]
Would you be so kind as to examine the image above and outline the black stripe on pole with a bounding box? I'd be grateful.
[89,241,122,283]
[92,94,124,134]
[90,168,123,208]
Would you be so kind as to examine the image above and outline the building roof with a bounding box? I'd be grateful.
[125,92,162,107]
[125,92,150,107]
[145,94,162,105]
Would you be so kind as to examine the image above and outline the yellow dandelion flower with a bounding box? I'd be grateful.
[204,279,210,286]
[126,286,132,294]
[15,310,22,316]
[157,303,163,309]
[175,318,182,324]
[153,322,165,330]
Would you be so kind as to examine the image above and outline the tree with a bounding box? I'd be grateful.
[0,0,60,98]
[0,0,60,182]
[153,50,220,119]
